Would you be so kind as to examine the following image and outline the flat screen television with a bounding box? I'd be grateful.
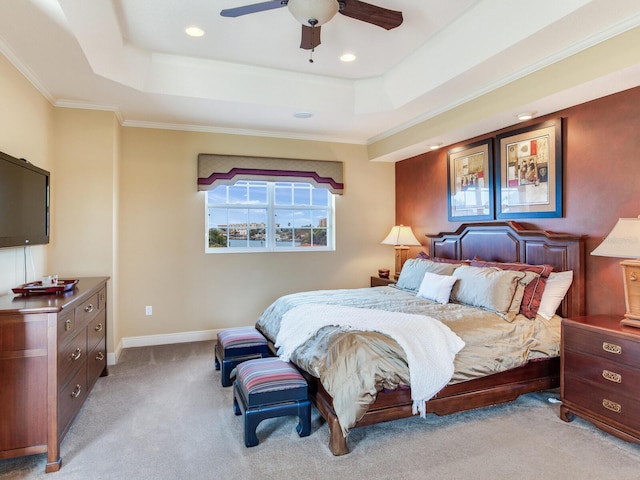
[0,151,50,248]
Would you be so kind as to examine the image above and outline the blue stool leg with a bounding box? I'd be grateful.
[214,343,221,371]
[244,410,262,447]
[296,400,311,437]
[221,360,234,387]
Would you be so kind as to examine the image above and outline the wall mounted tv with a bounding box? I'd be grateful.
[0,151,50,248]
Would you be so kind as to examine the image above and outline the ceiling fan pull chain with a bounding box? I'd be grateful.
[309,48,314,63]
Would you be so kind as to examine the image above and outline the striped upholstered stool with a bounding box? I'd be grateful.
[214,327,271,387]
[233,357,311,447]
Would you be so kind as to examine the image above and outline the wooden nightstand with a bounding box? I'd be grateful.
[561,314,640,444]
[370,276,397,287]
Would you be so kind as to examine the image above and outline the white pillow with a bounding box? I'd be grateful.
[537,271,574,320]
[396,258,461,293]
[417,271,458,304]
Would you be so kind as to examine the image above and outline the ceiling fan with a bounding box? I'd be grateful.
[220,0,403,51]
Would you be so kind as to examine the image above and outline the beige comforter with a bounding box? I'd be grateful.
[255,286,561,435]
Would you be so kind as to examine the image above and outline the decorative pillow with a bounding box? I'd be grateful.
[537,271,574,320]
[451,265,527,318]
[416,272,458,304]
[396,258,462,293]
[506,271,540,322]
[417,251,471,265]
[470,260,554,319]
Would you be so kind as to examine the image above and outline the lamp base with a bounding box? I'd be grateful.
[620,318,640,329]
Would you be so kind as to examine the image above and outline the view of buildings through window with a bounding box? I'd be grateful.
[206,180,334,251]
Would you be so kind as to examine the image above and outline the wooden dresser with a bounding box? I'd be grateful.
[561,314,640,444]
[0,277,109,472]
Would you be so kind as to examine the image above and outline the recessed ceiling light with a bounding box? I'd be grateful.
[293,111,313,119]
[185,26,205,37]
[429,143,442,150]
[517,112,536,121]
[340,53,356,62]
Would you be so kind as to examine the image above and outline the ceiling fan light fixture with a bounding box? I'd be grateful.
[517,111,536,121]
[287,0,339,26]
[185,26,204,37]
[340,53,356,62]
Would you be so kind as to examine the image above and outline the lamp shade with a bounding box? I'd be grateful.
[287,0,339,26]
[591,217,640,258]
[381,225,421,247]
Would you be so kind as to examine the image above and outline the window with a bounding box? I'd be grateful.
[206,181,335,252]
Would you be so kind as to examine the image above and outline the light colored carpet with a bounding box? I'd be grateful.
[2,341,640,480]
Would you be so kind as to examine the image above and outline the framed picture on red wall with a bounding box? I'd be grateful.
[495,118,563,219]
[447,139,494,221]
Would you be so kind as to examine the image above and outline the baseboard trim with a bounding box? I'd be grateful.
[122,329,221,349]
[108,327,257,365]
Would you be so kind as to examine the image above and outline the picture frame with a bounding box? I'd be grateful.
[495,118,563,219]
[447,139,494,221]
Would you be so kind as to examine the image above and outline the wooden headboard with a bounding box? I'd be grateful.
[428,221,585,319]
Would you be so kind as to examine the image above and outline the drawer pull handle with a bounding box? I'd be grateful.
[602,342,622,354]
[94,322,103,332]
[65,318,72,331]
[96,352,105,361]
[602,398,621,413]
[70,347,82,361]
[70,384,82,399]
[602,370,622,383]
[84,303,94,313]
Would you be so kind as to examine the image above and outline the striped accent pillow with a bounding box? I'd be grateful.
[218,327,268,349]
[236,358,306,396]
[470,260,554,318]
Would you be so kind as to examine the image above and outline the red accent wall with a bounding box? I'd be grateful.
[395,86,640,316]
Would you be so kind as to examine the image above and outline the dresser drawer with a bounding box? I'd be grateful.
[87,310,106,352]
[58,363,87,437]
[97,287,106,312]
[75,293,100,328]
[87,340,107,390]
[563,324,640,368]
[564,374,640,433]
[58,329,86,387]
[57,310,76,344]
[563,349,640,394]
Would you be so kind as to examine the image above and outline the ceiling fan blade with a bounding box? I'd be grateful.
[220,1,286,18]
[300,25,321,50]
[339,0,403,30]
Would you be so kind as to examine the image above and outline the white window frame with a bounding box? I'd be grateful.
[205,181,335,253]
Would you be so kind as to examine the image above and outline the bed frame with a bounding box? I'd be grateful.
[306,221,585,455]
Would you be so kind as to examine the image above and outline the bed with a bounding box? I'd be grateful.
[255,221,584,455]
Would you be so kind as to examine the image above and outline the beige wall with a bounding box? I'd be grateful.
[0,53,53,293]
[50,108,119,352]
[117,128,395,346]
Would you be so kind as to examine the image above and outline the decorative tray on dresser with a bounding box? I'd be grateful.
[0,277,109,473]
[561,314,640,443]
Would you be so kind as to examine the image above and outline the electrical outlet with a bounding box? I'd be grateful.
[145,305,153,316]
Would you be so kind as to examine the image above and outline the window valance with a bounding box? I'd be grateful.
[197,154,344,195]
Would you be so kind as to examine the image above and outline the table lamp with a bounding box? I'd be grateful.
[381,225,421,279]
[591,216,640,328]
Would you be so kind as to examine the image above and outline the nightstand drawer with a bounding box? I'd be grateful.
[563,349,640,394]
[563,324,640,368]
[370,276,396,287]
[564,375,640,432]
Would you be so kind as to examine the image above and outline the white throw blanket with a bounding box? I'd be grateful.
[275,303,466,417]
